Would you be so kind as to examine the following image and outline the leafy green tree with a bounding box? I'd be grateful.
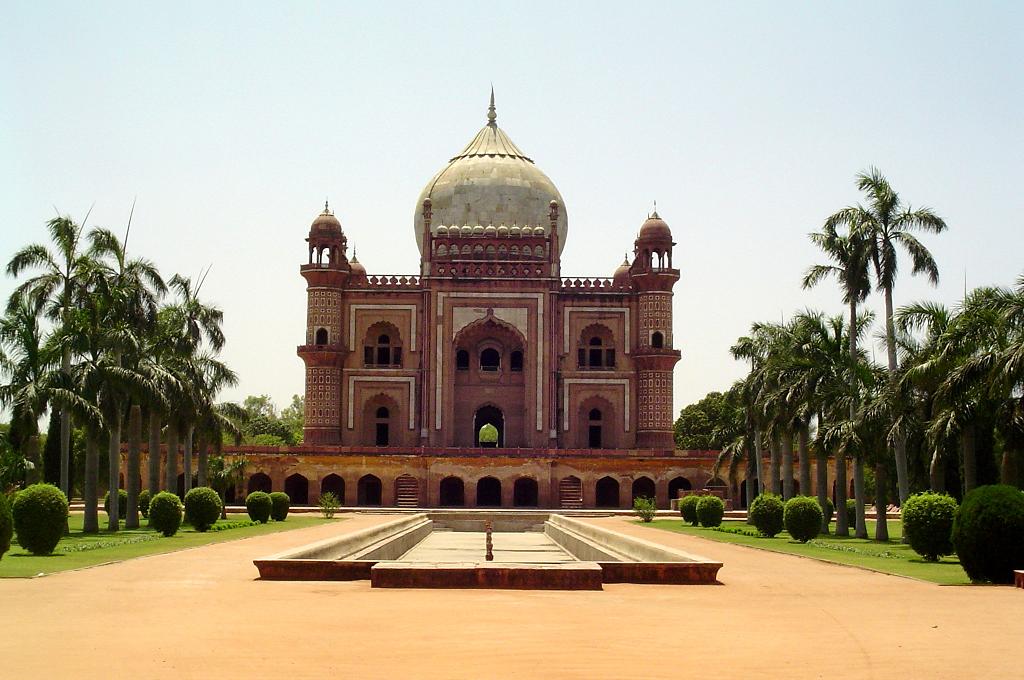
[280,394,305,445]
[674,391,743,450]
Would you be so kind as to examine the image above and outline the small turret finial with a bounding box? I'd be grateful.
[487,85,497,126]
[324,199,330,215]
[651,199,659,219]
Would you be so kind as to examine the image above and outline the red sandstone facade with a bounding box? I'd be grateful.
[197,100,771,509]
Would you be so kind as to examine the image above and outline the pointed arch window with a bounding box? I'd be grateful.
[364,332,402,367]
[578,334,615,370]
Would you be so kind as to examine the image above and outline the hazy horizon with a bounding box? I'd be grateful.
[2,1,1022,421]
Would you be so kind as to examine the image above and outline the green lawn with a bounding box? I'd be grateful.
[639,518,970,585]
[0,512,339,578]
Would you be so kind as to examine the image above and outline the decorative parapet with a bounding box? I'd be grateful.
[560,277,628,291]
[347,274,421,289]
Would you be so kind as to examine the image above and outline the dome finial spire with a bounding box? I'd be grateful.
[324,198,330,215]
[487,85,497,127]
[651,199,659,219]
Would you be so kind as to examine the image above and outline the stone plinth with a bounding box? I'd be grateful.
[369,561,603,590]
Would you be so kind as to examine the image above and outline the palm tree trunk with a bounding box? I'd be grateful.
[883,285,910,505]
[753,429,765,494]
[1001,448,1018,486]
[782,431,794,500]
[107,410,122,531]
[798,423,811,498]
[165,425,179,495]
[83,436,99,533]
[835,449,849,537]
[197,433,209,487]
[961,425,976,494]
[182,425,194,495]
[929,446,945,492]
[25,434,41,485]
[874,460,889,541]
[853,454,868,539]
[60,345,72,498]
[816,443,829,534]
[769,437,781,496]
[147,412,161,493]
[126,405,142,529]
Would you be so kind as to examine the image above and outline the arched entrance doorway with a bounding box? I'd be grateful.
[285,473,309,505]
[474,406,504,447]
[513,478,538,507]
[320,474,345,505]
[357,474,382,506]
[558,476,583,509]
[476,476,502,507]
[439,476,465,506]
[596,476,620,508]
[668,476,692,503]
[631,477,655,504]
[248,472,272,495]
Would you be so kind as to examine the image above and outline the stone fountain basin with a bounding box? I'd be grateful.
[253,511,722,589]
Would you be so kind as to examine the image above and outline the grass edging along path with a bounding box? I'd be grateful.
[638,519,969,585]
[0,513,340,579]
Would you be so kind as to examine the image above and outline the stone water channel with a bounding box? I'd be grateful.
[254,511,722,590]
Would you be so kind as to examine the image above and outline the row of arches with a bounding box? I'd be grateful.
[243,472,721,508]
[435,243,545,259]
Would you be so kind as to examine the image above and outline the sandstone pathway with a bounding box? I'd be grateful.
[2,513,1022,679]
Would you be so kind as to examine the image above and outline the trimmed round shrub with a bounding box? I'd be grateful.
[748,493,784,537]
[138,489,152,518]
[184,487,222,532]
[696,495,725,527]
[103,488,129,520]
[952,484,1024,583]
[679,495,700,525]
[784,495,823,543]
[246,491,272,524]
[902,492,958,562]
[270,491,290,521]
[846,499,856,527]
[11,484,69,555]
[148,491,183,537]
[0,492,13,561]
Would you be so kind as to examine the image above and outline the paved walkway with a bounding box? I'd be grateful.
[1,513,1022,679]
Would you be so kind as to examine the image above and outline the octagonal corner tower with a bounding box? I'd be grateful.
[414,92,568,256]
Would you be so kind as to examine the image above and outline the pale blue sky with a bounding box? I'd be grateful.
[2,1,1022,416]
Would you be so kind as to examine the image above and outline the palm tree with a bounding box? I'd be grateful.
[6,214,96,500]
[0,296,57,485]
[207,454,247,519]
[712,383,754,505]
[160,272,229,495]
[896,301,958,491]
[803,222,872,536]
[937,281,1024,489]
[827,168,947,504]
[57,262,160,533]
[88,224,165,529]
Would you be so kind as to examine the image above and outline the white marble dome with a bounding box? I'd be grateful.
[417,92,568,255]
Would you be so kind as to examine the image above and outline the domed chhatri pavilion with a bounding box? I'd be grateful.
[237,92,729,509]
